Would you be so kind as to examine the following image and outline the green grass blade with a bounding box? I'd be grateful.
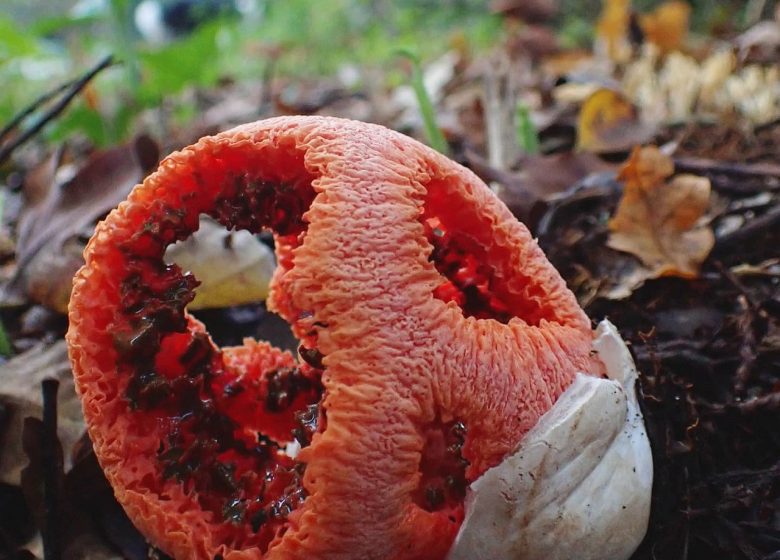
[0,317,11,357]
[397,49,449,156]
[516,101,540,155]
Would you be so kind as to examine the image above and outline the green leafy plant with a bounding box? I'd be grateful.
[0,1,499,148]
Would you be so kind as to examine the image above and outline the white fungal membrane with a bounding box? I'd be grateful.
[448,320,653,560]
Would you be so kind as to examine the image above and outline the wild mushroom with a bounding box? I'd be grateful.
[67,116,652,560]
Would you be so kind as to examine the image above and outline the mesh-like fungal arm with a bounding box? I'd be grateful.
[67,116,598,560]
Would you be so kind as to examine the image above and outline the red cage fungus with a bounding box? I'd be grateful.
[66,116,598,560]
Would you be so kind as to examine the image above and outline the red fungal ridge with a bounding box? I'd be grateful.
[104,169,323,552]
[422,177,573,327]
[424,217,513,323]
[68,117,598,560]
[211,364,323,444]
[123,313,324,552]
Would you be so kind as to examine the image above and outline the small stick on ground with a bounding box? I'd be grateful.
[704,392,780,415]
[674,157,780,179]
[713,206,780,255]
[41,379,62,560]
[0,54,116,166]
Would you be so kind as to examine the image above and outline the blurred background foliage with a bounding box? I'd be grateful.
[0,0,765,147]
[0,0,502,146]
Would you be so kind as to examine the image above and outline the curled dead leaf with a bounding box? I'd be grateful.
[9,136,160,312]
[608,146,714,278]
[577,88,655,153]
[24,237,86,314]
[0,340,84,486]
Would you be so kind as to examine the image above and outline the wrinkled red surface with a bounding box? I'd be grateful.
[67,116,597,559]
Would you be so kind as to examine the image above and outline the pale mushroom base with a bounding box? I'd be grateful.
[448,320,653,560]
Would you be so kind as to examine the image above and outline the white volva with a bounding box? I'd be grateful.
[448,320,653,560]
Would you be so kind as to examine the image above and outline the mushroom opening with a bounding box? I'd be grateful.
[109,144,328,552]
[422,177,557,326]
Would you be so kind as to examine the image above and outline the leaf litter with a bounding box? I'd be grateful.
[608,145,714,280]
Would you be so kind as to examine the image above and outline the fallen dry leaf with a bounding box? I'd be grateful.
[0,340,84,486]
[577,88,655,152]
[16,136,159,267]
[24,236,86,314]
[639,1,690,53]
[9,136,159,311]
[608,145,714,278]
[164,216,276,310]
[596,0,689,62]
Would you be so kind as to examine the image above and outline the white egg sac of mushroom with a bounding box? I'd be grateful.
[448,320,653,560]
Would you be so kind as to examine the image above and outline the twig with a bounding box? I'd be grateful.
[704,392,780,415]
[0,81,74,145]
[715,262,761,394]
[674,156,780,194]
[0,54,115,166]
[715,261,762,310]
[41,379,62,560]
[633,346,717,372]
[482,52,514,184]
[674,157,780,179]
[713,205,780,255]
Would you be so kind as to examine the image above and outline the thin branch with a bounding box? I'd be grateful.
[0,81,74,144]
[713,205,780,255]
[0,54,116,166]
[674,157,780,179]
[702,392,780,415]
[41,379,62,560]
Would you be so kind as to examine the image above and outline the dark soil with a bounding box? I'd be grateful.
[537,137,780,560]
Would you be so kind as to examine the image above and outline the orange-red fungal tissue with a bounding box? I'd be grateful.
[67,117,650,560]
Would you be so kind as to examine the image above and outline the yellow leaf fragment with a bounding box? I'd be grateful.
[639,1,691,53]
[608,146,714,278]
[595,0,632,63]
[577,88,653,152]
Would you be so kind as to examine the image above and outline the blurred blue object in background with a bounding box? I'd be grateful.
[134,0,260,43]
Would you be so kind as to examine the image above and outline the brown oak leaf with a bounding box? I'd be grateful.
[608,146,714,278]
